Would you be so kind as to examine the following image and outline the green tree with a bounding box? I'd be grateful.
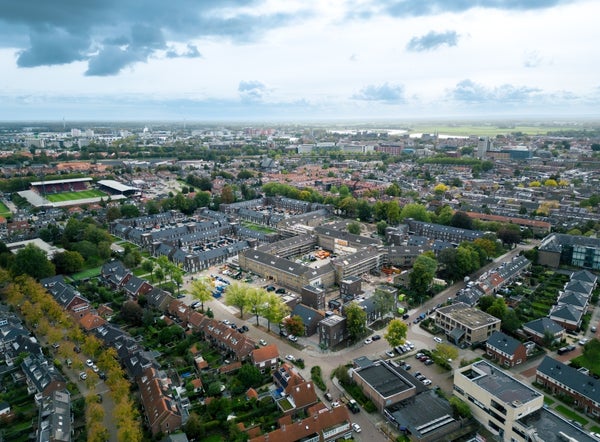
[487,298,507,320]
[449,396,472,419]
[263,292,290,332]
[345,302,367,341]
[400,203,431,222]
[246,287,268,326]
[384,319,408,347]
[284,315,305,337]
[477,295,495,312]
[237,363,262,389]
[376,220,388,236]
[387,200,401,225]
[347,222,361,235]
[189,277,213,312]
[435,343,459,362]
[53,250,85,274]
[501,309,521,334]
[410,254,437,295]
[356,199,373,221]
[221,185,235,204]
[450,211,473,230]
[224,282,248,318]
[498,225,522,247]
[120,204,140,218]
[106,206,121,222]
[12,244,55,279]
[373,287,395,317]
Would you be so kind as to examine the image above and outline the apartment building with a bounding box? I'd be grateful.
[434,302,501,345]
[453,360,544,440]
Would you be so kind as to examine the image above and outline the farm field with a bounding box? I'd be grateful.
[45,189,107,202]
[407,123,580,137]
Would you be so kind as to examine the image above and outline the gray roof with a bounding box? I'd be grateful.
[523,317,564,336]
[570,270,597,285]
[290,304,324,330]
[537,356,600,404]
[549,304,583,323]
[486,331,524,355]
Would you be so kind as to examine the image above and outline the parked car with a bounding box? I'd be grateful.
[422,379,432,386]
[86,359,94,367]
[352,423,361,433]
[276,288,286,294]
[79,372,87,380]
[385,350,395,358]
[285,354,295,362]
[348,399,360,413]
[364,338,373,345]
[433,337,443,343]
[404,364,411,370]
[288,334,298,342]
[579,338,590,346]
[424,359,434,366]
[279,329,288,337]
[324,392,333,401]
[415,352,424,359]
[372,334,381,341]
[259,339,267,346]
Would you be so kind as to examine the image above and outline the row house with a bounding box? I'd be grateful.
[40,275,91,319]
[138,366,184,436]
[273,363,319,415]
[536,356,600,418]
[522,317,565,345]
[251,344,279,373]
[406,219,484,244]
[101,260,132,290]
[549,269,596,331]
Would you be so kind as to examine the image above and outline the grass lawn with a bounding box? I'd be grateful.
[242,221,276,234]
[543,396,555,405]
[71,266,102,281]
[555,404,589,425]
[0,200,11,218]
[45,189,107,202]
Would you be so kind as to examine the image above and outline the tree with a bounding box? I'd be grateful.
[246,287,268,326]
[345,302,367,341]
[347,222,361,235]
[141,260,155,279]
[189,277,212,312]
[53,250,85,274]
[385,183,401,197]
[237,363,262,389]
[263,292,290,332]
[373,287,395,317]
[449,397,472,419]
[435,343,459,362]
[224,283,248,318]
[498,225,521,248]
[410,254,437,296]
[376,220,388,236]
[433,183,448,195]
[120,204,140,218]
[477,295,495,312]
[400,203,431,222]
[284,315,305,337]
[387,200,401,225]
[384,319,408,347]
[487,298,507,320]
[120,300,143,326]
[12,244,55,279]
[106,206,121,222]
[501,309,521,334]
[221,185,235,204]
[450,211,473,230]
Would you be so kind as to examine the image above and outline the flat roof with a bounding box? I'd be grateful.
[388,391,456,438]
[355,361,414,398]
[437,302,500,329]
[517,406,597,442]
[30,177,93,185]
[97,179,138,192]
[460,360,541,406]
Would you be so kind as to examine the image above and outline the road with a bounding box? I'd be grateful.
[179,242,537,440]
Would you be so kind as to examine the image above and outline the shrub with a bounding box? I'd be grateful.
[310,366,327,391]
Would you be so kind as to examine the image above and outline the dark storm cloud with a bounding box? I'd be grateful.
[350,0,572,18]
[0,0,297,75]
[450,79,541,103]
[406,31,459,52]
[352,83,405,102]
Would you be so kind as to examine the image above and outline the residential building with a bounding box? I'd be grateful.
[318,314,346,349]
[485,331,528,367]
[290,304,324,336]
[434,302,501,345]
[538,233,600,270]
[522,317,564,345]
[453,360,544,440]
[251,344,279,373]
[138,366,186,435]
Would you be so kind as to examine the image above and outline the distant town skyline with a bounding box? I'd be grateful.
[1,0,599,121]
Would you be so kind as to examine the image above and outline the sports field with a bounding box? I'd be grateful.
[45,189,107,202]
[0,200,11,218]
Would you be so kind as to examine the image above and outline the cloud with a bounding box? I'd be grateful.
[352,83,405,102]
[450,79,541,103]
[0,0,296,75]
[166,44,202,59]
[350,0,573,18]
[406,30,459,52]
[238,80,268,101]
[523,50,543,68]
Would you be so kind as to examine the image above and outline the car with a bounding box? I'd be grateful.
[92,364,99,373]
[98,371,107,380]
[73,346,81,353]
[240,325,249,332]
[79,372,87,380]
[352,423,362,433]
[279,329,288,337]
[372,334,381,341]
[395,346,404,354]
[348,399,360,413]
[422,379,432,386]
[424,359,435,366]
[230,323,238,329]
[324,392,333,401]
[402,313,410,320]
[97,393,103,403]
[286,354,295,362]
[385,349,395,358]
[570,419,583,428]
[190,301,200,309]
[52,343,60,349]
[331,401,340,408]
[275,288,286,294]
[415,374,425,381]
[176,294,185,299]
[364,338,373,345]
[592,326,597,333]
[222,319,230,325]
[288,335,298,342]
[579,338,590,345]
[433,337,443,343]
[404,364,411,370]
[259,339,267,346]
[86,359,94,367]
[266,285,276,292]
[406,341,415,349]
[415,352,424,359]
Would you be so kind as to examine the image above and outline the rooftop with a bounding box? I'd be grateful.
[354,360,414,398]
[437,302,500,329]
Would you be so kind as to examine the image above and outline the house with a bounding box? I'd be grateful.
[40,275,91,318]
[122,275,153,299]
[536,356,600,417]
[100,260,132,289]
[318,314,347,349]
[78,313,107,332]
[522,317,564,345]
[434,302,501,345]
[36,389,72,442]
[251,344,279,373]
[138,366,186,435]
[249,403,352,442]
[146,287,174,312]
[485,331,527,367]
[549,304,583,331]
[289,304,324,336]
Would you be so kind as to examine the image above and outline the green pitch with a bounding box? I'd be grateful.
[45,189,107,202]
[0,200,11,218]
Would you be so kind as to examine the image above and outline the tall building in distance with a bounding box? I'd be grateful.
[477,136,493,159]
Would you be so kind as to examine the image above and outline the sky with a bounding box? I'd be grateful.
[1,0,599,122]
